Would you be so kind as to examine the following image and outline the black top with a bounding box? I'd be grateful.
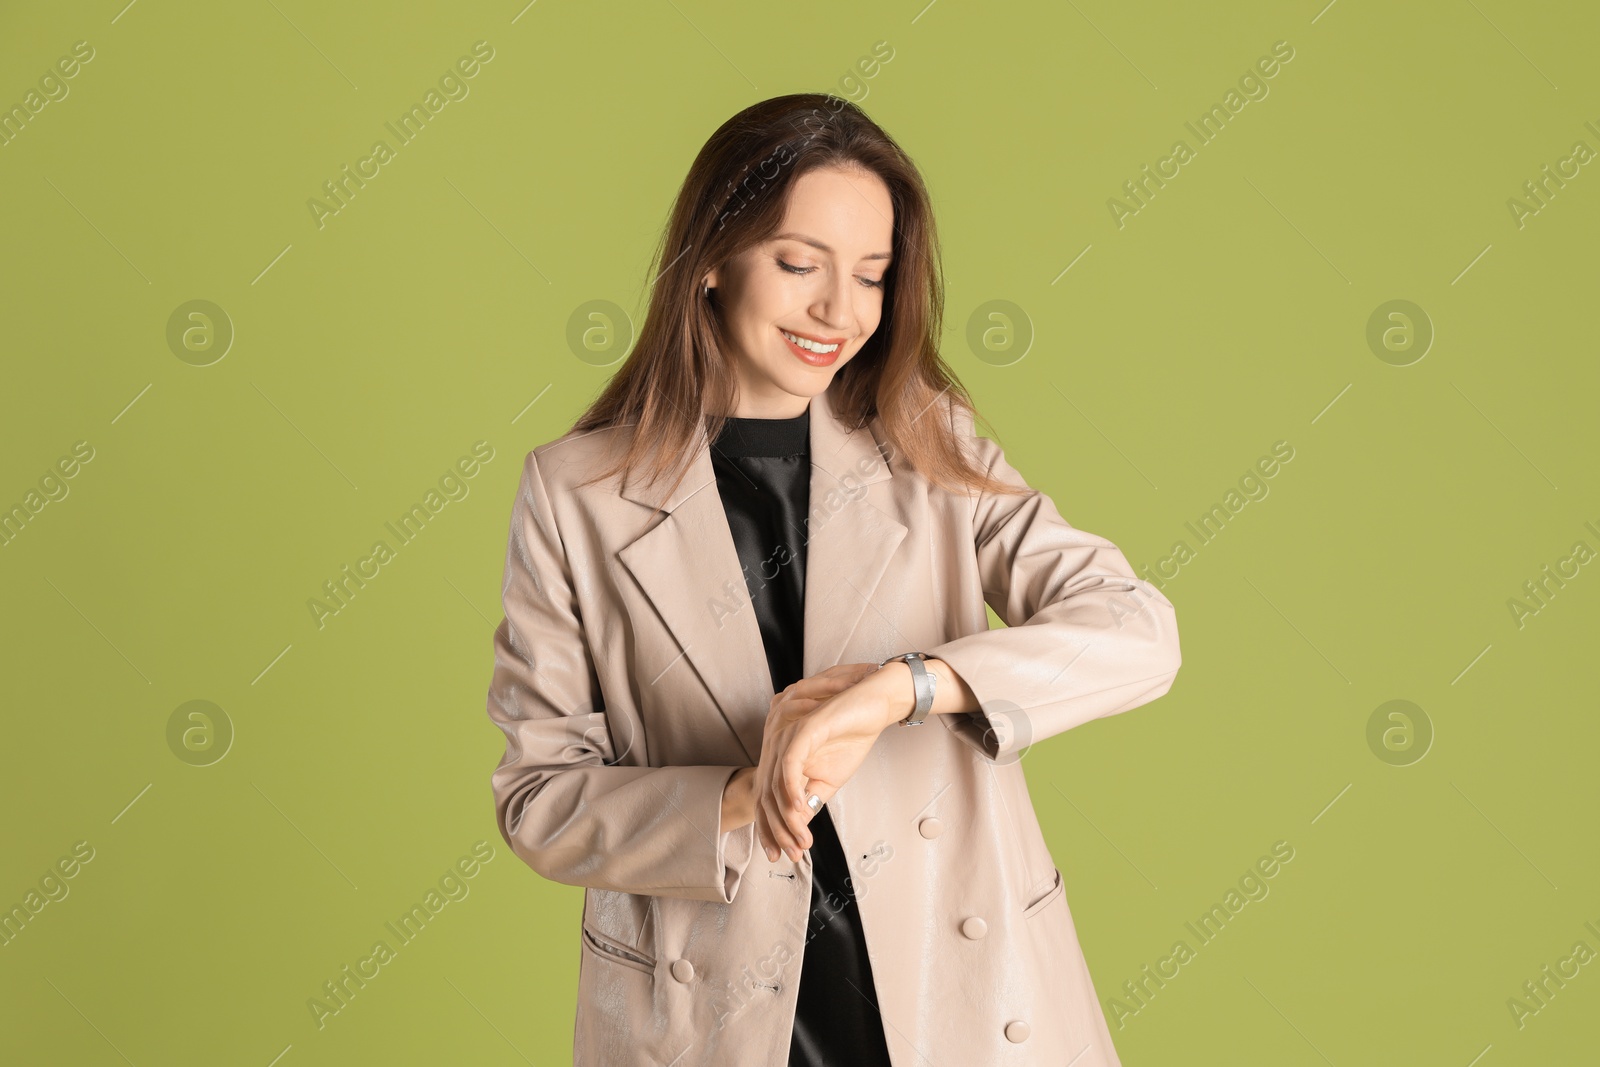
[709,407,893,1067]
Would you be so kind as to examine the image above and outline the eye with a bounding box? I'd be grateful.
[780,258,884,290]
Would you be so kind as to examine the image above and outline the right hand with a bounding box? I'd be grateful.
[754,661,883,862]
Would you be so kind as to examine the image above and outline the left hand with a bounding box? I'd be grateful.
[754,663,903,862]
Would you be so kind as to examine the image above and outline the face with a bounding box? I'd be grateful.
[705,164,894,418]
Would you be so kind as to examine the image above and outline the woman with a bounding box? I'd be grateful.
[485,93,1182,1067]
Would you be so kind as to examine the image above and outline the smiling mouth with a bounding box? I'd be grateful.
[778,327,843,365]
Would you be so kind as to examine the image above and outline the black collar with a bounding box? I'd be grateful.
[711,408,810,458]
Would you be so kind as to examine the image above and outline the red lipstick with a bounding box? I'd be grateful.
[778,326,843,367]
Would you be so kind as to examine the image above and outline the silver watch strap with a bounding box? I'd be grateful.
[880,652,936,726]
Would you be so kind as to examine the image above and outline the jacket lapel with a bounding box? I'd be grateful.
[615,385,907,764]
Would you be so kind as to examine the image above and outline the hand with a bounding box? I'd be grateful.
[754,661,899,863]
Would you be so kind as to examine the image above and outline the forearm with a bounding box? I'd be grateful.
[497,762,757,902]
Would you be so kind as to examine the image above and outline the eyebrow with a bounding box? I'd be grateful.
[771,231,893,262]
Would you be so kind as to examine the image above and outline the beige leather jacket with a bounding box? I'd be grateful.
[485,383,1181,1065]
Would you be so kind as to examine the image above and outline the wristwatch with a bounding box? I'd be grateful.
[879,652,936,726]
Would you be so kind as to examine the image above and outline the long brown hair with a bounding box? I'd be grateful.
[571,92,1021,505]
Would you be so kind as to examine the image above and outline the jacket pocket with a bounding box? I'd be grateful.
[1022,867,1065,920]
[580,924,657,976]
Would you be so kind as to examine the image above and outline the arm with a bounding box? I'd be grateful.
[910,426,1182,762]
[485,450,758,902]
[755,420,1183,852]
[721,766,757,830]
[858,656,981,723]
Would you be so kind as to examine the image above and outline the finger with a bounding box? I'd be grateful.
[831,661,881,683]
[756,790,791,864]
[790,782,841,853]
[794,664,869,693]
[755,755,793,863]
[750,750,779,863]
[815,667,875,689]
[760,788,803,862]
[788,781,836,851]
[813,663,859,678]
[779,753,826,850]
[778,674,860,712]
[758,762,802,862]
[824,662,881,689]
[754,804,777,864]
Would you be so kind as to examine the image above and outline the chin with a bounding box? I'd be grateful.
[760,362,841,400]
[785,372,841,400]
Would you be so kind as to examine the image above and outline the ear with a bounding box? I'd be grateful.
[703,269,719,290]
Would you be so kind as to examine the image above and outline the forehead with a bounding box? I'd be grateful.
[776,166,894,252]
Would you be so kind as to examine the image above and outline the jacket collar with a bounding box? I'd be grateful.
[615,384,908,764]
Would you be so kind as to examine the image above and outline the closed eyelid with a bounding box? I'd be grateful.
[779,259,883,287]
[771,231,891,262]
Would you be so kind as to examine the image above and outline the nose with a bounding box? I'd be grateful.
[811,270,855,333]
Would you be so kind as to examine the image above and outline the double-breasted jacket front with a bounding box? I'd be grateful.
[484,382,1182,1066]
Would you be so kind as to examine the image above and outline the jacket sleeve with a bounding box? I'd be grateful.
[923,424,1182,763]
[485,449,757,902]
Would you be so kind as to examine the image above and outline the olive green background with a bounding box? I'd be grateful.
[3,0,1597,1063]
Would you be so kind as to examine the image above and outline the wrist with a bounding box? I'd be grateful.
[721,767,756,831]
[866,660,918,728]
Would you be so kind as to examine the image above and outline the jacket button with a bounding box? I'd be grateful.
[671,959,694,983]
[961,916,987,939]
[918,817,943,838]
[1005,1020,1030,1043]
